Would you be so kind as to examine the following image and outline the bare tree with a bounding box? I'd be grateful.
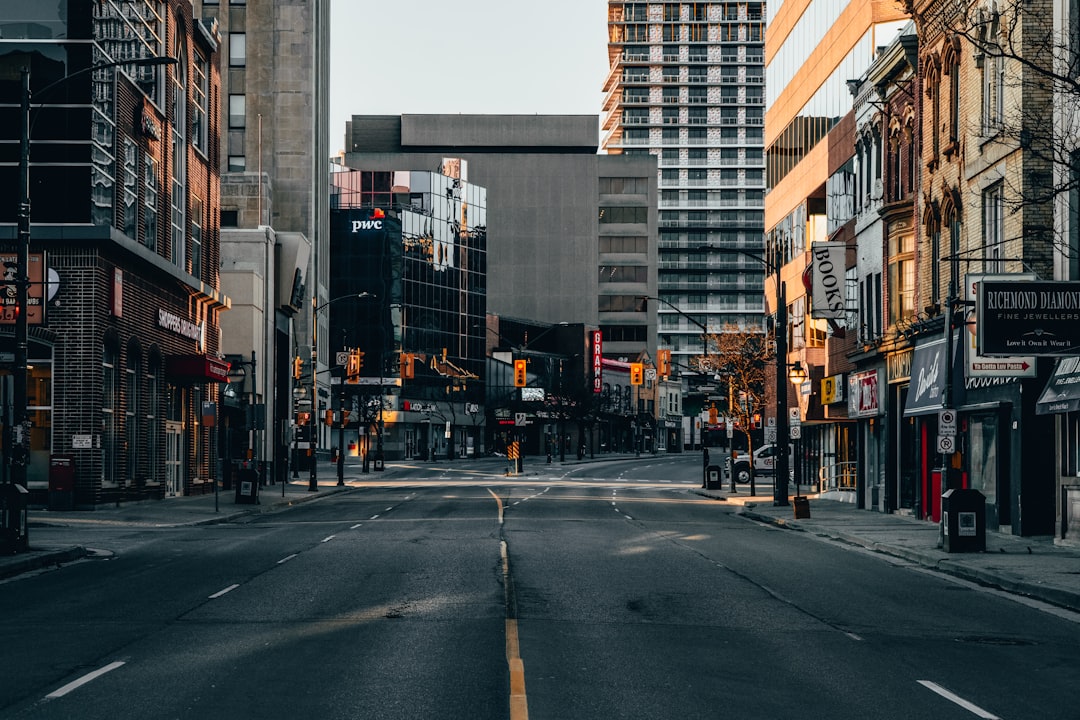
[693,324,770,493]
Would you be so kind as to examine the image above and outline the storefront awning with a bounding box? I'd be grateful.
[1037,357,1080,415]
[166,354,231,384]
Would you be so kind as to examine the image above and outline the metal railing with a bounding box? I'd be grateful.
[818,461,857,493]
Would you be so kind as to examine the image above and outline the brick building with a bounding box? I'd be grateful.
[0,1,228,505]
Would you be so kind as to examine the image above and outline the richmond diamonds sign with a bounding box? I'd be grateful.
[977,281,1080,356]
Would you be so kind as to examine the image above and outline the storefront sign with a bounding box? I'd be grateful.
[821,375,844,404]
[592,330,603,393]
[158,308,205,347]
[978,280,1080,356]
[1037,356,1080,415]
[887,348,912,383]
[0,252,45,325]
[848,369,881,418]
[166,354,231,383]
[966,273,1035,376]
[810,242,846,319]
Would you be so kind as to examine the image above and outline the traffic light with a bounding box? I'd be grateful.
[297,412,310,426]
[346,349,364,383]
[292,355,303,380]
[630,362,644,385]
[401,352,415,379]
[514,359,527,387]
[342,410,351,426]
[657,349,670,378]
[708,404,718,425]
[324,409,334,426]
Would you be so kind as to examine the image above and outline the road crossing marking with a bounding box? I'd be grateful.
[918,681,1001,719]
[46,661,126,699]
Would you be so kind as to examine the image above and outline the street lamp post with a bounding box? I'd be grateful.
[8,55,176,497]
[638,295,710,481]
[308,292,376,491]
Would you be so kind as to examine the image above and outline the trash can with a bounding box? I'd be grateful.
[942,488,986,552]
[0,483,29,553]
[234,461,259,505]
[705,464,723,490]
[49,454,76,511]
[793,495,811,519]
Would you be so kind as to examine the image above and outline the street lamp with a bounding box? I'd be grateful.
[637,295,711,479]
[308,292,376,490]
[8,55,177,495]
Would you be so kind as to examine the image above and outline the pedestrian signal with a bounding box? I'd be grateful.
[324,409,334,426]
[514,359,527,387]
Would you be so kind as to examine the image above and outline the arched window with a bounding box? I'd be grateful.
[923,201,942,306]
[126,342,142,484]
[942,190,963,293]
[103,340,120,488]
[170,29,188,271]
[942,40,962,151]
[147,352,162,484]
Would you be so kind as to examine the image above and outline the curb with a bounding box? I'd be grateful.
[0,546,87,581]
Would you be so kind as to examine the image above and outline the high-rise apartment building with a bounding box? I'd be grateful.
[192,0,330,482]
[602,1,768,374]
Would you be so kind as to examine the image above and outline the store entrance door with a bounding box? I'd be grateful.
[165,421,183,496]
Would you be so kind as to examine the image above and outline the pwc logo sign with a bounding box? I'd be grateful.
[350,208,385,233]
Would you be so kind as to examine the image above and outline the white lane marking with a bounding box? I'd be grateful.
[384,506,394,512]
[845,632,863,641]
[277,554,298,565]
[46,661,126,699]
[321,535,336,543]
[370,515,380,520]
[208,584,240,599]
[350,523,363,529]
[918,681,1001,719]
[622,514,634,520]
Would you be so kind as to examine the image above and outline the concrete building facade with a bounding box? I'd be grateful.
[192,0,330,483]
[342,114,658,366]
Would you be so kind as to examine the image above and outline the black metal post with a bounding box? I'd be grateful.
[11,66,30,493]
[774,278,791,507]
[337,385,346,486]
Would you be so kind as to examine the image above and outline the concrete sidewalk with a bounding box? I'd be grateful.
[697,486,1080,613]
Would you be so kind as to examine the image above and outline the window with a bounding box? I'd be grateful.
[227,155,246,172]
[191,197,203,279]
[143,156,158,249]
[171,39,187,271]
[103,343,119,488]
[888,232,915,325]
[126,348,141,484]
[192,54,208,153]
[122,139,138,240]
[983,182,1004,273]
[229,94,246,128]
[229,32,246,66]
[982,51,1004,134]
[146,359,160,484]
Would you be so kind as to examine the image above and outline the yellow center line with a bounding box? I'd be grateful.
[500,537,528,720]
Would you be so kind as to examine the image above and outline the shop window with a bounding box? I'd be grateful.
[103,343,119,488]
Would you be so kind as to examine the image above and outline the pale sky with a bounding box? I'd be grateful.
[329,0,611,149]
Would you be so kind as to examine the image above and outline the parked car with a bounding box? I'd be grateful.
[731,443,793,484]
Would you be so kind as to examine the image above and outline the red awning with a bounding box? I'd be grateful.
[166,354,231,383]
